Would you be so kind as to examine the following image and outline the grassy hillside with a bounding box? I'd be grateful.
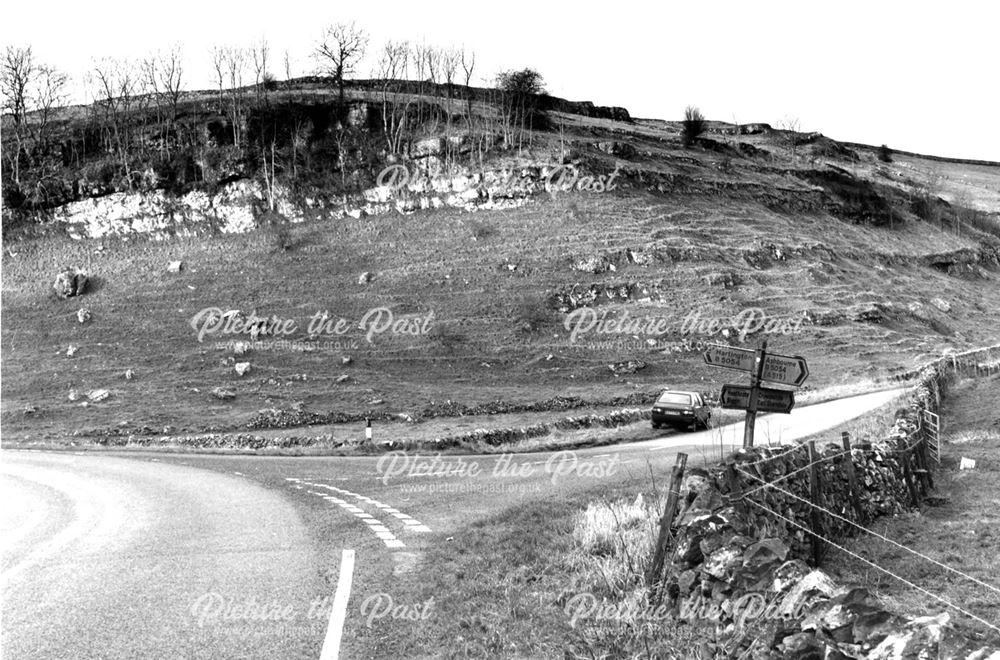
[2,89,1000,444]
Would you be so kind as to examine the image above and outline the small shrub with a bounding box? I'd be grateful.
[681,106,706,148]
[259,209,293,251]
[465,218,495,241]
[514,296,551,334]
[878,144,893,163]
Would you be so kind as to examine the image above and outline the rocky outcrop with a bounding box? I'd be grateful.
[53,268,89,298]
[51,180,301,239]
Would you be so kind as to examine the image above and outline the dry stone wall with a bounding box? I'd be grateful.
[654,356,1000,659]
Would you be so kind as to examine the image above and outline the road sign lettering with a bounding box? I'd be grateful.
[705,344,808,387]
[720,384,794,414]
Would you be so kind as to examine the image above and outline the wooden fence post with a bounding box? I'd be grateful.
[647,452,688,589]
[807,440,823,567]
[915,433,934,491]
[840,432,864,521]
[901,446,920,507]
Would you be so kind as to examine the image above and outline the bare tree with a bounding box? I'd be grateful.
[283,50,293,81]
[210,46,226,112]
[251,37,270,105]
[460,48,480,166]
[141,46,184,154]
[221,46,249,145]
[29,64,69,152]
[1,45,34,127]
[89,57,139,182]
[1,45,36,185]
[376,40,412,156]
[314,22,368,105]
[778,115,801,158]
[441,47,461,169]
[158,45,184,125]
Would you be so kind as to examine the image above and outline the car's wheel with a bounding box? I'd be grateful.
[652,422,661,430]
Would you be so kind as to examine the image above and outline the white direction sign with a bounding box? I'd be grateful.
[720,384,795,414]
[704,344,809,387]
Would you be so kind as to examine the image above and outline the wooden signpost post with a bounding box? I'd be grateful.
[704,340,810,447]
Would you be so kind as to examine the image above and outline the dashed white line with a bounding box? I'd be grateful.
[292,479,431,547]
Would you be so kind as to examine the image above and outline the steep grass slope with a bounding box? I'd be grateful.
[2,103,999,442]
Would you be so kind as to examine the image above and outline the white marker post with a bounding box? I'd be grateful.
[365,418,372,443]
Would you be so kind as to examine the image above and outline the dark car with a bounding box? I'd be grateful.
[651,390,711,431]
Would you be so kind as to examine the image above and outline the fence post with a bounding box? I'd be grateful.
[915,432,934,490]
[647,452,688,590]
[840,432,864,521]
[807,440,823,567]
[901,447,920,507]
[724,462,748,519]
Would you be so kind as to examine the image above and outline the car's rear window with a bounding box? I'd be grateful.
[657,392,692,405]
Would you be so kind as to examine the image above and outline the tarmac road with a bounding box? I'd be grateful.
[1,388,905,659]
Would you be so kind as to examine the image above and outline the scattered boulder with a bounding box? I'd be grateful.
[124,369,135,380]
[68,389,80,401]
[54,268,89,299]
[167,260,183,273]
[572,255,612,274]
[66,345,78,357]
[77,309,92,323]
[86,388,110,402]
[930,297,951,313]
[211,387,236,400]
[609,360,647,376]
[595,141,637,158]
[335,374,350,384]
[358,271,373,285]
[703,271,741,288]
[234,362,251,377]
[342,356,353,365]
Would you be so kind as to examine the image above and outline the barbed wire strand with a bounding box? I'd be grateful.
[739,450,850,499]
[744,498,1000,634]
[734,443,806,469]
[737,468,1000,599]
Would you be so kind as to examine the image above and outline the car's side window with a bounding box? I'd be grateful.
[694,395,703,406]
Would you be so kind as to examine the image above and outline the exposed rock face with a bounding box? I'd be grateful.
[738,123,772,135]
[54,268,89,298]
[51,180,302,239]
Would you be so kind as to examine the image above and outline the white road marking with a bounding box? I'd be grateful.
[318,549,355,660]
[298,480,421,548]
[297,480,433,540]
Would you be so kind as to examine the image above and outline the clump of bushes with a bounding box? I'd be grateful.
[681,106,706,147]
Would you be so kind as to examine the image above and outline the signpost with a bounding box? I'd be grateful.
[703,345,809,386]
[720,384,795,414]
[704,340,810,447]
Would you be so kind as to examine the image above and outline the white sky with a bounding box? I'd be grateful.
[3,0,998,161]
